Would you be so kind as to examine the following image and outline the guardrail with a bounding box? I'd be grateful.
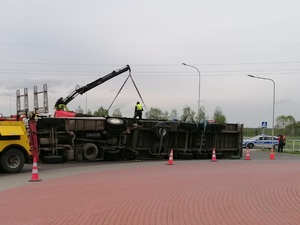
[285,139,300,151]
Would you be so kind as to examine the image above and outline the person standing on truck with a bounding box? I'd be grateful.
[133,101,143,119]
[54,97,69,111]
[277,134,286,153]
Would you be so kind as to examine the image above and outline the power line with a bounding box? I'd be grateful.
[1,42,300,48]
[0,61,300,66]
[1,68,300,73]
[0,71,299,76]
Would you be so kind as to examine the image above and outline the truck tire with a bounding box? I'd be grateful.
[107,118,124,129]
[0,148,25,173]
[178,152,194,159]
[82,143,99,161]
[193,152,209,159]
[104,150,120,161]
[106,118,124,135]
[43,156,64,164]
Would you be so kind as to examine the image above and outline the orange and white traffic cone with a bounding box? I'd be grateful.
[244,148,251,160]
[29,157,42,182]
[167,149,174,165]
[270,148,275,160]
[211,148,218,162]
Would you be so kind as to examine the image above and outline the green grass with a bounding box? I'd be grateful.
[283,150,300,154]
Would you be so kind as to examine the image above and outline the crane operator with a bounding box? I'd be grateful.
[54,97,69,111]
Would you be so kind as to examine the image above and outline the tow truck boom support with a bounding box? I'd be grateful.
[63,65,131,105]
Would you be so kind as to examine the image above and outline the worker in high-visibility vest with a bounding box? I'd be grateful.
[133,101,143,119]
[54,97,69,111]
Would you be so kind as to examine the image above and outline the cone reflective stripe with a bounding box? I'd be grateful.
[167,149,174,165]
[244,148,251,160]
[29,157,42,182]
[211,148,218,162]
[270,148,275,160]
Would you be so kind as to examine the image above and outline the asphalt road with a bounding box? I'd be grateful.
[1,149,299,192]
[1,149,300,225]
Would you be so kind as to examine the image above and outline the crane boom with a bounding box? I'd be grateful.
[63,65,131,105]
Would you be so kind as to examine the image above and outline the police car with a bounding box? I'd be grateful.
[243,135,279,149]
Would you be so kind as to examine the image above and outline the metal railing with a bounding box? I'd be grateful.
[285,139,300,151]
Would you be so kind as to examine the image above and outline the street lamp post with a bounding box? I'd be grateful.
[182,63,201,122]
[247,75,276,148]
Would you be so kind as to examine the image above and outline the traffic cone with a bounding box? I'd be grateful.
[270,148,275,160]
[29,157,42,182]
[167,149,174,165]
[244,148,251,160]
[211,148,218,162]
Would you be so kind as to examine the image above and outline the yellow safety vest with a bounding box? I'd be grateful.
[136,104,143,111]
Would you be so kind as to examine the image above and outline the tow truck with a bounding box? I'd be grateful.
[0,115,38,173]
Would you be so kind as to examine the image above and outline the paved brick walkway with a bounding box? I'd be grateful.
[1,157,300,225]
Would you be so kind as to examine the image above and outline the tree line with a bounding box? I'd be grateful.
[244,115,300,137]
[75,105,227,123]
[76,105,298,136]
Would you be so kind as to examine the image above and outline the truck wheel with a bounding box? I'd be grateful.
[193,152,209,159]
[43,156,64,164]
[83,143,99,161]
[104,150,120,161]
[0,148,25,173]
[106,118,124,135]
[178,152,194,159]
[107,118,124,129]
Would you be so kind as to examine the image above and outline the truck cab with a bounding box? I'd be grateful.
[0,119,32,173]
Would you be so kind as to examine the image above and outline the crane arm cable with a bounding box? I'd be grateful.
[107,70,147,115]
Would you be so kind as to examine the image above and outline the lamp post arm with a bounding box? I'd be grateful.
[182,63,201,122]
[247,74,276,147]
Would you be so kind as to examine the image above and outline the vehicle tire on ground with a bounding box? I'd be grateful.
[82,143,99,161]
[104,150,120,161]
[43,155,65,164]
[193,152,209,159]
[273,144,278,150]
[0,148,25,173]
[247,143,254,149]
[178,152,194,159]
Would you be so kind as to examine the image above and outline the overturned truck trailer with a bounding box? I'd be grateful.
[36,116,243,162]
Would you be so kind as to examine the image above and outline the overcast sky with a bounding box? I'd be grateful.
[0,0,300,127]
